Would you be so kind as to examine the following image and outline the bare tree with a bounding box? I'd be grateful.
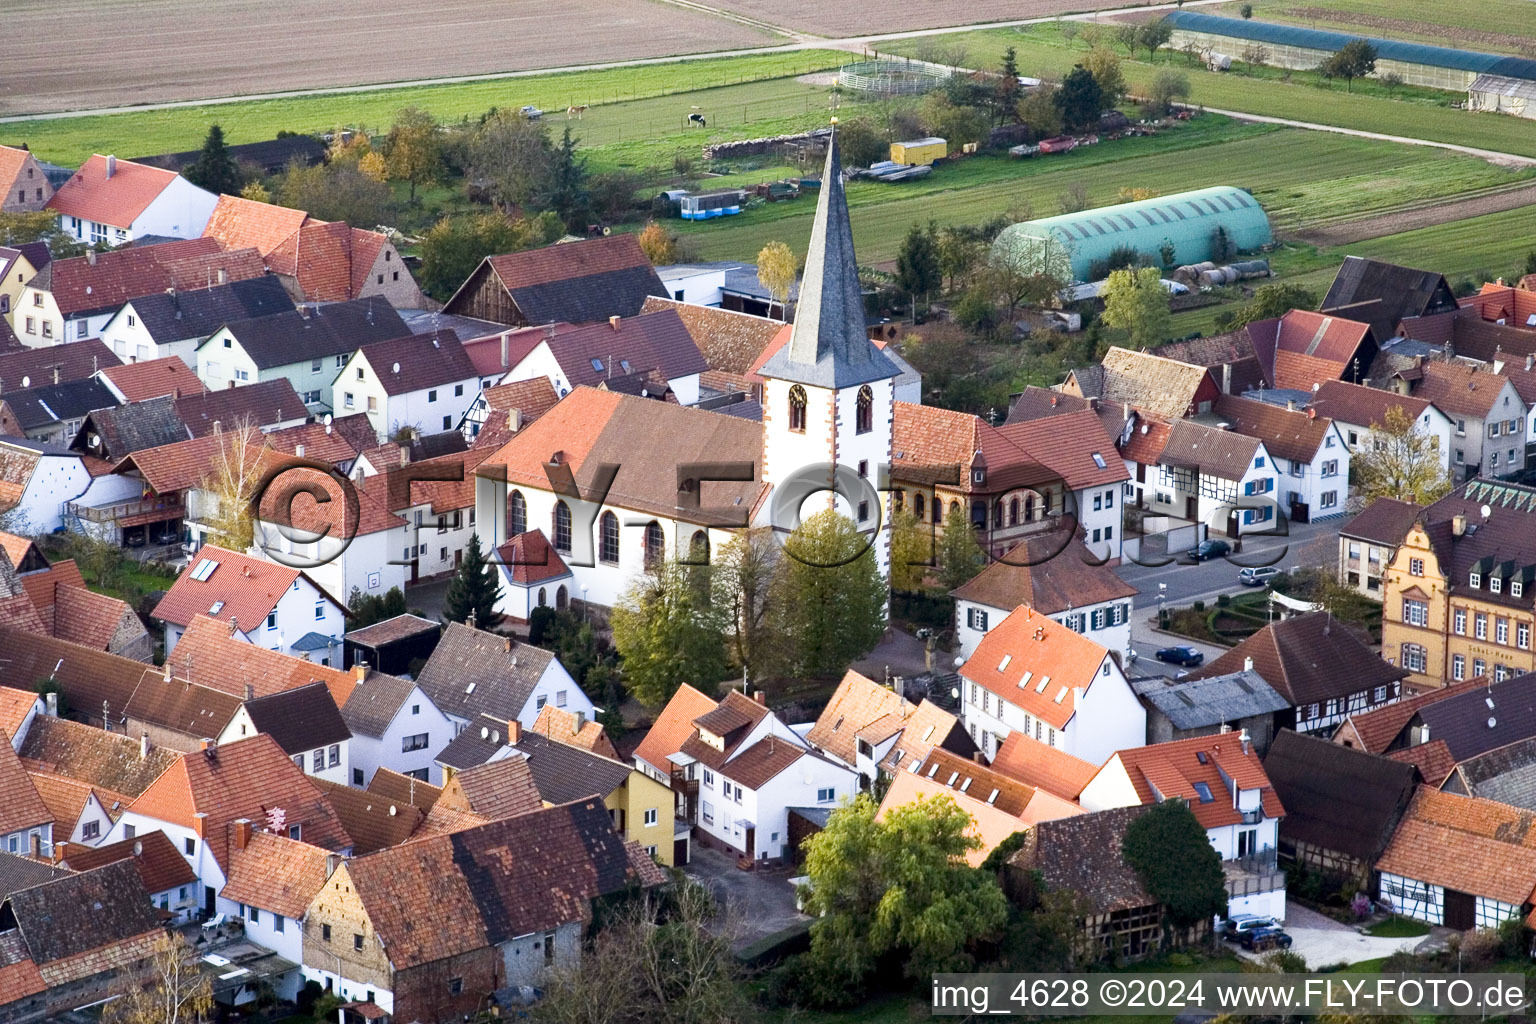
[103,933,213,1024]
[197,419,263,553]
[712,526,782,681]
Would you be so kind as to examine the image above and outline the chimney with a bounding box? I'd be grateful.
[353,662,367,682]
[51,841,67,864]
[1122,401,1130,420]
[199,738,213,751]
[504,636,512,653]
[1222,362,1232,394]
[507,718,521,745]
[162,661,172,683]
[295,443,305,458]
[609,315,621,330]
[45,692,57,717]
[1286,398,1296,411]
[217,268,228,286]
[325,853,340,878]
[500,331,511,369]
[1528,353,1534,373]
[1239,728,1251,755]
[86,249,97,266]
[140,732,151,759]
[1243,656,1253,673]
[233,818,253,851]
[1087,396,1099,411]
[972,751,985,764]
[1219,722,1233,734]
[105,155,116,178]
[53,366,60,385]
[1453,514,1467,537]
[244,683,254,701]
[466,609,477,631]
[573,710,586,732]
[193,811,208,837]
[399,445,409,467]
[508,408,522,434]
[28,834,41,860]
[753,690,766,706]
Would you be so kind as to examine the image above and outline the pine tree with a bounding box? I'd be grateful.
[184,125,243,196]
[442,533,502,627]
[896,222,941,321]
[540,125,592,231]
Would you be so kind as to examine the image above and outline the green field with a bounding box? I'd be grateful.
[0,51,845,169]
[880,24,1536,159]
[670,120,1534,265]
[1233,0,1536,56]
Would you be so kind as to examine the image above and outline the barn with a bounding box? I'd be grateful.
[990,186,1272,284]
[1165,11,1536,92]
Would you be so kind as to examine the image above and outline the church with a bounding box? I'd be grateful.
[473,129,899,618]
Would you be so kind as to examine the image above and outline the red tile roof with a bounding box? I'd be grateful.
[462,325,575,378]
[494,530,571,586]
[892,402,1055,493]
[963,605,1114,731]
[1307,380,1432,429]
[0,737,52,835]
[1334,682,1471,753]
[358,331,477,397]
[0,960,46,1006]
[879,769,1066,866]
[202,194,309,258]
[807,670,912,767]
[256,464,408,540]
[989,731,1099,800]
[39,238,265,316]
[52,583,141,653]
[45,155,183,229]
[1211,394,1338,464]
[1271,348,1351,391]
[220,831,331,917]
[530,705,620,760]
[1462,283,1536,329]
[170,613,361,706]
[1118,416,1173,466]
[1102,734,1284,829]
[1387,738,1457,788]
[0,146,42,200]
[97,356,205,403]
[484,233,653,291]
[1377,787,1536,911]
[632,683,718,776]
[152,544,310,631]
[1270,309,1372,364]
[124,733,351,871]
[951,532,1137,615]
[0,686,39,740]
[59,830,197,895]
[1409,361,1513,418]
[996,409,1130,490]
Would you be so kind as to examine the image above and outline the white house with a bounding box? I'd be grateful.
[98,275,296,365]
[340,674,458,786]
[46,155,218,245]
[414,621,594,734]
[960,604,1145,765]
[217,682,353,788]
[58,831,202,923]
[499,308,709,407]
[335,331,480,442]
[1127,418,1282,536]
[1307,380,1454,477]
[0,436,99,535]
[1212,395,1350,522]
[153,545,346,658]
[216,827,331,1000]
[1078,733,1288,922]
[641,686,856,863]
[195,297,410,412]
[0,739,53,858]
[951,532,1138,662]
[654,262,740,307]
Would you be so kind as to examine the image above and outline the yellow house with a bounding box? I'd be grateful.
[890,137,947,166]
[0,243,45,324]
[1381,480,1536,692]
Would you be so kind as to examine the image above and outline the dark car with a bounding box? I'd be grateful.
[1155,645,1205,668]
[1242,926,1293,951]
[1184,539,1232,562]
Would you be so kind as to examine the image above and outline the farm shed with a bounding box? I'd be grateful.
[1469,75,1536,119]
[889,138,947,166]
[991,186,1272,284]
[1165,11,1536,92]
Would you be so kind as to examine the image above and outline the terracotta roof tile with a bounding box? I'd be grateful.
[35,237,249,316]
[951,533,1136,615]
[996,410,1129,490]
[1377,787,1536,907]
[0,687,39,741]
[25,770,120,835]
[1387,738,1457,788]
[462,324,573,378]
[989,731,1099,799]
[170,614,361,706]
[892,402,1055,493]
[1333,684,1466,753]
[916,746,1057,818]
[0,739,52,835]
[1188,612,1408,707]
[125,733,350,871]
[1084,347,1216,419]
[962,606,1114,731]
[203,194,309,257]
[1211,394,1336,464]
[256,464,408,542]
[1408,361,1510,418]
[1104,734,1282,829]
[1340,497,1424,546]
[880,700,966,774]
[640,296,784,376]
[1308,380,1432,429]
[97,356,206,403]
[18,715,180,798]
[438,757,545,819]
[46,582,138,653]
[0,533,41,574]
[58,830,197,895]
[878,770,1056,866]
[807,670,911,767]
[1009,804,1156,914]
[220,831,330,916]
[678,730,807,791]
[530,705,619,759]
[311,777,424,854]
[367,768,443,811]
[151,544,302,632]
[1271,348,1351,391]
[0,959,45,1006]
[633,683,718,776]
[358,330,477,397]
[45,156,184,229]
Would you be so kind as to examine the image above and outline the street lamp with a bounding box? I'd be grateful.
[1157,582,1167,629]
[580,585,589,622]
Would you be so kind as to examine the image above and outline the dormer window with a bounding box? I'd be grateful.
[1471,572,1482,588]
[1491,577,1503,594]
[1514,581,1524,599]
[972,468,985,485]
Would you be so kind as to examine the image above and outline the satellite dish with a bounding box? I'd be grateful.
[324,413,333,425]
[388,805,397,816]
[492,730,501,745]
[950,687,960,700]
[953,656,964,668]
[1489,716,1498,729]
[392,362,401,374]
[1481,504,1493,519]
[20,376,29,388]
[480,726,489,739]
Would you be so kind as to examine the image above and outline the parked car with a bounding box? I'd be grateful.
[1155,645,1205,668]
[1223,914,1276,942]
[1242,926,1293,951]
[1238,566,1283,587]
[519,105,543,120]
[1184,539,1232,562]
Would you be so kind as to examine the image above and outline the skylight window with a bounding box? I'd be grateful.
[1196,751,1208,764]
[1035,674,1051,693]
[946,772,959,786]
[927,763,940,778]
[465,682,476,694]
[959,777,973,793]
[1092,453,1106,469]
[921,725,935,741]
[1053,687,1068,704]
[190,558,217,582]
[1193,782,1214,803]
[986,789,999,805]
[590,358,604,372]
[208,600,224,615]
[620,359,631,373]
[998,654,1012,672]
[1017,670,1032,690]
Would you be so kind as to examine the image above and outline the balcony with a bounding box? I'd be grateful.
[67,493,183,525]
[1225,847,1284,898]
[1239,808,1265,825]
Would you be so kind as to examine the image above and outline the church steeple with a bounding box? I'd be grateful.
[758,127,898,388]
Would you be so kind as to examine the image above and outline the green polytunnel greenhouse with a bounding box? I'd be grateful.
[990,185,1273,284]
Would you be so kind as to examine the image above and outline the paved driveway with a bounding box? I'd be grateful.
[682,846,807,950]
[1237,905,1427,967]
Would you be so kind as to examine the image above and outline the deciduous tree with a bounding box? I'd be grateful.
[239,180,271,203]
[612,560,727,708]
[102,932,213,1024]
[1145,69,1192,115]
[184,124,243,196]
[889,508,932,592]
[832,116,888,168]
[769,509,886,679]
[468,108,554,212]
[1137,18,1174,62]
[1082,47,1127,108]
[637,220,680,266]
[442,532,502,627]
[800,793,1008,993]
[712,527,781,680]
[1100,266,1171,348]
[937,227,985,292]
[756,240,797,320]
[1122,799,1228,927]
[1354,405,1453,505]
[386,106,443,202]
[357,150,389,183]
[199,423,262,553]
[936,502,985,590]
[417,211,562,300]
[1320,39,1377,92]
[1054,66,1104,132]
[276,159,395,228]
[1016,84,1064,140]
[1226,282,1318,329]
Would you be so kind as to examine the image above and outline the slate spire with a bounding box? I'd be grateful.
[758,126,897,389]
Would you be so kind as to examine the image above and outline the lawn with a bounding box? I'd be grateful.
[1233,0,1536,56]
[881,23,1536,158]
[0,50,847,169]
[666,119,1532,265]
[1364,918,1431,938]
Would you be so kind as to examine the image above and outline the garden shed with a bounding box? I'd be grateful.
[990,185,1272,284]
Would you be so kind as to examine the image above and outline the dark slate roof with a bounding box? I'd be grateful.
[1010,805,1155,914]
[1340,497,1423,546]
[0,853,69,898]
[133,135,327,176]
[7,859,159,965]
[0,339,115,391]
[757,133,899,389]
[290,631,340,653]
[546,309,708,389]
[1450,736,1536,809]
[1416,672,1536,762]
[173,377,307,434]
[78,395,188,457]
[435,712,508,772]
[1263,729,1420,862]
[506,731,632,805]
[1322,257,1458,341]
[340,672,420,740]
[408,430,469,461]
[1134,670,1291,730]
[360,330,478,396]
[214,297,408,370]
[396,309,511,343]
[121,275,295,344]
[1187,612,1409,707]
[448,234,666,326]
[4,377,117,431]
[242,681,351,754]
[414,623,557,723]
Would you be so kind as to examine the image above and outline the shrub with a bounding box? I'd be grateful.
[1216,593,1230,607]
[1262,949,1307,974]
[1192,600,1205,612]
[953,287,1000,334]
[1455,928,1504,969]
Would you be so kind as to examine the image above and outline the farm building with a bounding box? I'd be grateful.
[1468,75,1536,119]
[1165,11,1536,92]
[990,186,1272,284]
